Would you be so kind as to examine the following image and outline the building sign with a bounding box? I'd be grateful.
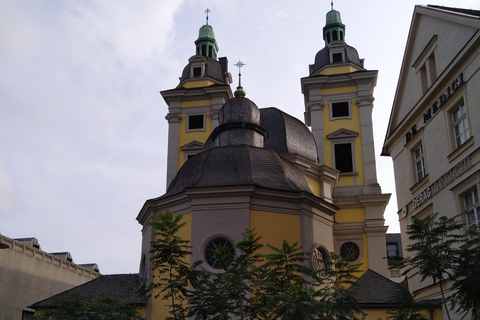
[423,72,464,124]
[411,155,471,209]
[405,72,465,143]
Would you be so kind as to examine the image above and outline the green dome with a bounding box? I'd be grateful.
[195,24,219,59]
[323,9,346,45]
[198,24,216,40]
[326,10,343,26]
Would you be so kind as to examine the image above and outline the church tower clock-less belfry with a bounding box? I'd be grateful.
[161,10,233,187]
[301,5,391,277]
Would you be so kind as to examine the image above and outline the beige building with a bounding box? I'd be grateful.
[0,235,99,320]
[382,5,480,319]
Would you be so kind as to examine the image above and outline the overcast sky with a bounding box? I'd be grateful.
[1,0,478,275]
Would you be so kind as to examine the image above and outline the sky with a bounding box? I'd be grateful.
[1,0,479,275]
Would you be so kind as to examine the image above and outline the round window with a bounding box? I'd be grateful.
[340,242,360,261]
[205,238,234,269]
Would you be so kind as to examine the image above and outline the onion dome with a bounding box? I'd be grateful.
[195,24,218,60]
[323,9,345,45]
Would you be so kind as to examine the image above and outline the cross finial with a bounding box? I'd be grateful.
[331,0,334,10]
[205,8,211,25]
[234,60,246,86]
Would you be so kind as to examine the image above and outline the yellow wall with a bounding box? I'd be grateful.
[250,210,301,253]
[322,95,365,186]
[318,65,362,75]
[182,79,216,88]
[361,233,369,271]
[307,177,321,196]
[335,208,366,223]
[362,307,439,320]
[177,100,213,169]
[150,213,192,320]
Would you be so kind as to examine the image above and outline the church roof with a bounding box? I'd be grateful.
[29,274,145,309]
[162,145,312,198]
[311,44,363,75]
[178,56,228,86]
[348,269,410,307]
[260,108,318,162]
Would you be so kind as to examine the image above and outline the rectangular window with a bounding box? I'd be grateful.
[193,67,202,77]
[452,102,470,148]
[413,36,438,94]
[334,143,353,173]
[386,243,399,258]
[332,102,349,118]
[390,269,400,278]
[464,188,480,238]
[414,145,426,182]
[332,53,343,63]
[188,114,205,131]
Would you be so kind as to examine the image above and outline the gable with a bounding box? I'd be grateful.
[385,5,480,145]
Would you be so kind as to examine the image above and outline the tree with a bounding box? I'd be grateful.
[450,226,480,320]
[148,211,195,320]
[385,294,428,320]
[400,212,474,320]
[34,293,144,320]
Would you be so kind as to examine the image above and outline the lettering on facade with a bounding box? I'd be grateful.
[405,72,465,143]
[411,156,471,209]
[405,125,418,143]
[423,72,464,124]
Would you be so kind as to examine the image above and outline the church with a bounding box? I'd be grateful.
[135,6,409,319]
[30,6,437,320]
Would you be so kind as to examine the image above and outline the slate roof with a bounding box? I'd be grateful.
[260,108,318,163]
[30,274,145,309]
[178,56,227,86]
[162,145,312,198]
[427,5,480,17]
[348,269,411,307]
[312,44,363,75]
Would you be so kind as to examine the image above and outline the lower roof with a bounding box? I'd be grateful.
[29,273,145,309]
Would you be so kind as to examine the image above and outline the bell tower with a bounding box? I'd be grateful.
[301,6,391,277]
[162,11,233,186]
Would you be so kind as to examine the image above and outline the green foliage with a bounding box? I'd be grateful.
[401,212,480,320]
[34,293,144,320]
[188,229,264,320]
[403,213,464,284]
[450,226,480,320]
[148,211,193,320]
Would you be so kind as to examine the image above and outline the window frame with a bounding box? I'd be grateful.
[452,102,470,148]
[326,128,358,177]
[463,188,480,238]
[186,114,206,132]
[452,175,480,239]
[328,44,345,64]
[412,35,438,94]
[333,142,354,174]
[330,100,351,120]
[413,144,426,183]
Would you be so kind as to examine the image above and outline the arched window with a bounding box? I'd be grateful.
[333,30,338,41]
[326,33,331,44]
[208,45,213,58]
[340,31,344,41]
[201,45,206,56]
